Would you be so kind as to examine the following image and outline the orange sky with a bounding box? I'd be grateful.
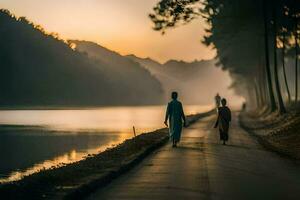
[1,0,215,63]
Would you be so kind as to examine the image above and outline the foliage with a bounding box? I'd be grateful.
[150,0,300,113]
[0,9,163,106]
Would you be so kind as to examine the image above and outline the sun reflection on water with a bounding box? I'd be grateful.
[0,135,130,183]
[0,105,212,184]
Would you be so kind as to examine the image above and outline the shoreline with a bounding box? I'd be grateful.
[0,104,213,111]
[0,110,214,200]
[0,105,165,110]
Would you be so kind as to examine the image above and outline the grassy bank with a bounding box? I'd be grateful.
[240,109,300,160]
[0,110,213,200]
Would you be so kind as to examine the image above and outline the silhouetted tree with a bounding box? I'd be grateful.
[272,1,286,113]
[150,0,300,113]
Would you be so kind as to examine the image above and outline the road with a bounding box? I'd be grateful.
[87,113,300,200]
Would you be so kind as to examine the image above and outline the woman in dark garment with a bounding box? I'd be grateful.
[214,98,231,145]
[164,92,186,147]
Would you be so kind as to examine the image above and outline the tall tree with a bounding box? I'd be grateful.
[150,0,300,112]
[281,31,291,102]
[272,1,286,113]
[263,0,277,111]
[295,18,299,102]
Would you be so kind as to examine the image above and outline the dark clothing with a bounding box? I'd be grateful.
[215,106,231,141]
[165,100,185,142]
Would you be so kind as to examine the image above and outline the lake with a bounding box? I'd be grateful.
[0,105,211,183]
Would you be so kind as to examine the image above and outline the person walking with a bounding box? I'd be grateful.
[215,93,221,108]
[164,92,186,147]
[214,98,231,145]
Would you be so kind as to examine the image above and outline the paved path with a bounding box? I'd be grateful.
[87,113,300,200]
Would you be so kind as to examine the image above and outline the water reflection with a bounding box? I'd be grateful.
[0,105,211,183]
[0,136,125,183]
[0,105,211,132]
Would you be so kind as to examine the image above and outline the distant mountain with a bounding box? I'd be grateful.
[127,55,163,75]
[69,40,163,105]
[127,55,234,105]
[0,9,163,107]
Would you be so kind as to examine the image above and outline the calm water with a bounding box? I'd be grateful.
[0,105,211,183]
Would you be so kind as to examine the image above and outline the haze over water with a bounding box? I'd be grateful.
[0,105,212,183]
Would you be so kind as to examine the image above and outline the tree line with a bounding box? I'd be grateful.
[0,9,163,106]
[150,0,300,114]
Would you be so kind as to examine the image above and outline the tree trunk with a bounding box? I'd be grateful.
[295,19,298,102]
[250,87,258,110]
[272,3,286,114]
[263,0,277,111]
[282,32,291,103]
[259,67,267,106]
[254,81,261,109]
[260,57,268,106]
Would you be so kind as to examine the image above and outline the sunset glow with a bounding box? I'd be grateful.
[1,0,215,62]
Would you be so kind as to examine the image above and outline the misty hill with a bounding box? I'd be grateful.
[0,10,163,107]
[69,40,163,103]
[127,55,237,105]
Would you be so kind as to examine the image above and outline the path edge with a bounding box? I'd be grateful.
[238,112,299,161]
[64,110,215,200]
